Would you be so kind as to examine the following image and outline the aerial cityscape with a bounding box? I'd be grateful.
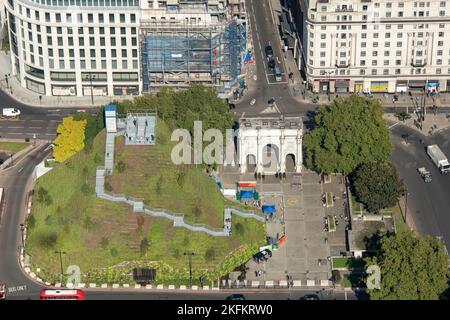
[0,0,450,306]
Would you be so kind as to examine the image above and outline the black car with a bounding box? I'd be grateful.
[226,294,246,300]
[268,58,275,70]
[265,44,274,59]
[253,249,272,263]
[299,294,320,300]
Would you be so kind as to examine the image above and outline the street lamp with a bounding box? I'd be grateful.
[19,223,25,249]
[55,250,66,283]
[4,73,10,89]
[86,73,96,105]
[183,252,195,286]
[404,190,410,225]
[325,71,334,101]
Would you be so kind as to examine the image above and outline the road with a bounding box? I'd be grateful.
[237,0,314,117]
[0,89,97,140]
[0,144,51,299]
[390,122,450,248]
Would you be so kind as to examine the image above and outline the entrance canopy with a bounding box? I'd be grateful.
[262,204,276,214]
[240,190,254,199]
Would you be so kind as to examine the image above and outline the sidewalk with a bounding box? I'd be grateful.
[384,112,450,136]
[0,51,134,108]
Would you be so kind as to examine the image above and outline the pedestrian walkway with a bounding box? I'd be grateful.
[385,112,450,136]
[0,51,133,108]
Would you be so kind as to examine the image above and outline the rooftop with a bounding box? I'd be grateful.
[239,116,303,130]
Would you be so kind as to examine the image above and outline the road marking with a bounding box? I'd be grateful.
[8,126,24,129]
[29,127,42,129]
[8,132,23,135]
[389,122,401,129]
[18,167,24,173]
[30,120,44,122]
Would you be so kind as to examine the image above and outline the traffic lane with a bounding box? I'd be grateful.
[390,124,450,245]
[0,146,52,299]
[84,288,350,300]
[0,89,99,116]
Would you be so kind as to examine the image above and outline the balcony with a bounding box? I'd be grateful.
[335,61,350,68]
[411,59,427,67]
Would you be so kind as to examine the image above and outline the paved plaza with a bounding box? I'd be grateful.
[219,165,350,285]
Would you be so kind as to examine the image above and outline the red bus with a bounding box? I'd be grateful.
[40,289,86,300]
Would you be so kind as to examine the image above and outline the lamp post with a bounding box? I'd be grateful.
[4,73,10,89]
[184,252,195,286]
[55,250,66,283]
[86,73,96,105]
[404,189,410,225]
[19,223,25,249]
[325,71,334,101]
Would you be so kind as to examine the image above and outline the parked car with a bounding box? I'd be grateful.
[226,294,246,300]
[253,249,272,263]
[274,65,282,82]
[299,294,319,300]
[0,284,6,300]
[268,58,275,70]
[265,43,273,60]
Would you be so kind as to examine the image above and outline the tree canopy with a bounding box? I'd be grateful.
[115,85,234,135]
[367,231,449,300]
[53,117,87,162]
[352,161,405,213]
[304,95,393,174]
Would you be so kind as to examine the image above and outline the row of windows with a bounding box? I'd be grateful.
[320,1,447,11]
[312,22,450,31]
[311,31,446,39]
[24,0,138,8]
[19,6,137,24]
[23,33,137,47]
[315,68,450,76]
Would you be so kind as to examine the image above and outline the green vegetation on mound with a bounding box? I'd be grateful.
[108,120,225,226]
[27,126,265,285]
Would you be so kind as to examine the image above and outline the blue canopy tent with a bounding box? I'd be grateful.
[240,190,254,199]
[217,181,223,190]
[262,204,276,215]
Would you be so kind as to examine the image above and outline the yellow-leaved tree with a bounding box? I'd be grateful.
[53,117,87,163]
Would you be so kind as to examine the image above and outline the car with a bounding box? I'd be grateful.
[299,294,320,300]
[226,294,246,300]
[268,58,275,70]
[250,98,256,106]
[0,284,6,300]
[228,103,236,110]
[265,43,273,60]
[274,65,282,82]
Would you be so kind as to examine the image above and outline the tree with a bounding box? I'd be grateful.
[53,117,87,163]
[352,161,405,213]
[205,247,216,262]
[366,231,449,300]
[304,95,393,174]
[117,160,126,173]
[140,238,150,256]
[36,187,52,206]
[234,223,245,236]
[395,111,412,123]
[100,237,109,249]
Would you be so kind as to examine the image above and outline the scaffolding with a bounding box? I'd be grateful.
[140,18,246,97]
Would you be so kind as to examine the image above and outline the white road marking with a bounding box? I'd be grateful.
[8,132,23,135]
[29,127,42,129]
[389,122,401,129]
[8,126,24,129]
[30,120,44,122]
[18,167,24,173]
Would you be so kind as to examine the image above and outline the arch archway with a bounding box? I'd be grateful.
[262,144,280,173]
[285,153,296,172]
[246,154,257,172]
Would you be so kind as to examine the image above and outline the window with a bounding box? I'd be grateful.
[109,14,115,23]
[80,49,85,58]
[120,14,125,23]
[100,38,105,46]
[99,14,104,23]
[110,27,115,35]
[45,13,50,22]
[111,38,116,46]
[90,49,96,58]
[121,37,126,46]
[89,37,95,46]
[131,14,136,23]
[79,37,85,46]
[88,14,93,23]
[56,13,61,23]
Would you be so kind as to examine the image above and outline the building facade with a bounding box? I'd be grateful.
[4,0,246,97]
[237,116,303,175]
[303,0,450,94]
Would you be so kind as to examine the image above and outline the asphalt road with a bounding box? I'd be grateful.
[236,0,314,117]
[0,144,52,299]
[390,122,450,249]
[0,89,97,140]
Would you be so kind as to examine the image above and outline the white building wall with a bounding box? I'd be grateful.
[305,0,450,93]
[5,0,140,97]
